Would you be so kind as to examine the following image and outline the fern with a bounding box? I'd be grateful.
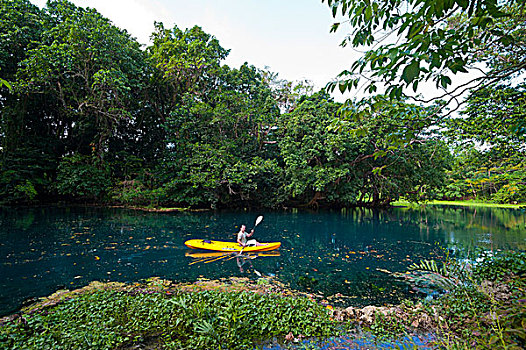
[408,258,471,291]
[195,320,216,336]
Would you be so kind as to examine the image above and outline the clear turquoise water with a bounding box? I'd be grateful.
[1,205,525,316]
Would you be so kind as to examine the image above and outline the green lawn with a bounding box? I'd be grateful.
[392,199,525,209]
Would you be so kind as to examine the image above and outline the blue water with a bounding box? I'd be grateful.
[1,205,525,316]
[262,334,435,349]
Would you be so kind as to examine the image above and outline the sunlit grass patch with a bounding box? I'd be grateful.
[393,199,525,209]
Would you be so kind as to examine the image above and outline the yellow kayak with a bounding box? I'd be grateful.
[184,239,281,252]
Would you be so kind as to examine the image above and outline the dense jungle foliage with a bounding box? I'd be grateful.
[1,0,525,208]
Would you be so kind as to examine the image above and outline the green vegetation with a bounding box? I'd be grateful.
[325,0,525,109]
[437,83,526,204]
[325,0,526,206]
[1,1,524,348]
[315,250,526,348]
[429,251,526,349]
[393,199,525,209]
[0,280,336,349]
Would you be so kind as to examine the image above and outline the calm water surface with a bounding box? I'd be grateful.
[1,206,525,316]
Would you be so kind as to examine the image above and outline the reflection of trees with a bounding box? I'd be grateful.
[269,207,525,304]
[270,208,437,306]
[0,208,36,233]
[0,208,36,231]
[388,207,526,250]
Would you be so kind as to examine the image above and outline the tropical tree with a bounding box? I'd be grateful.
[18,0,146,160]
[259,68,315,113]
[450,83,526,148]
[0,0,479,207]
[344,96,451,205]
[147,22,230,121]
[1,0,150,203]
[0,0,43,82]
[0,0,48,203]
[158,63,282,208]
[279,92,449,207]
[442,83,526,202]
[0,0,43,155]
[278,91,357,207]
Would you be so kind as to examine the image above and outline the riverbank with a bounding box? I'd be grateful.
[85,199,526,212]
[1,250,524,349]
[4,198,525,213]
[0,277,435,349]
[107,204,203,213]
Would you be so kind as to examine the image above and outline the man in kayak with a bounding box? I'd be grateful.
[237,224,264,247]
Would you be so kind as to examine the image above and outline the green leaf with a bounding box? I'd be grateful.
[440,75,452,89]
[365,6,372,21]
[407,23,424,39]
[402,60,420,84]
[456,0,469,9]
[412,80,419,92]
[0,78,12,91]
[330,22,340,33]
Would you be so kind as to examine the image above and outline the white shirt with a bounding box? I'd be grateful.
[237,230,249,245]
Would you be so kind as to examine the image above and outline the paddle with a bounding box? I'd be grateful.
[203,253,231,264]
[239,215,263,255]
[189,255,221,265]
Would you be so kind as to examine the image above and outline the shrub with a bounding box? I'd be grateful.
[55,154,111,200]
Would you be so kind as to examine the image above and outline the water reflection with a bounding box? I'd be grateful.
[0,205,524,316]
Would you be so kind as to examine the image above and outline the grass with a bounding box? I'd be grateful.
[392,199,525,209]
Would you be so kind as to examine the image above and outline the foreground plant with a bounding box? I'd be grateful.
[0,283,337,349]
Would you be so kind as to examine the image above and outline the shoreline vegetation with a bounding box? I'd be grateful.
[1,251,524,349]
[1,1,524,349]
[2,200,525,214]
[115,199,526,212]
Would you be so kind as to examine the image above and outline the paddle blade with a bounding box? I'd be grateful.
[255,215,264,227]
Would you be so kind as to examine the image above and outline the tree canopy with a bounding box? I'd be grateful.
[325,0,525,104]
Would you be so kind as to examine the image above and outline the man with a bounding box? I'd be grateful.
[237,224,263,247]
